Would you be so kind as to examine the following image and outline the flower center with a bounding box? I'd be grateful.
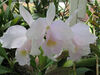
[20,50,27,56]
[46,26,50,30]
[47,39,56,47]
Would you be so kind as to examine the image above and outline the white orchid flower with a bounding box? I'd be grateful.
[26,3,76,61]
[26,3,56,56]
[0,5,34,65]
[65,7,97,61]
[42,20,75,60]
[67,22,97,61]
[0,3,56,64]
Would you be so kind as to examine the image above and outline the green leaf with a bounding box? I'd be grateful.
[0,43,8,60]
[86,5,92,16]
[0,65,12,74]
[63,60,73,67]
[0,56,4,64]
[38,54,48,70]
[11,16,21,25]
[76,67,92,75]
[30,55,36,69]
[95,0,98,6]
[8,0,12,7]
[76,57,99,67]
[1,21,11,31]
[38,47,48,70]
[90,44,100,57]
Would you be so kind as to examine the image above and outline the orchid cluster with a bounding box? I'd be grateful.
[0,3,97,66]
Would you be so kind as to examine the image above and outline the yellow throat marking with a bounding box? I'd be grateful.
[20,50,27,56]
[46,26,50,30]
[47,40,56,47]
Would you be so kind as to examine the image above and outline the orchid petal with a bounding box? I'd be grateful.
[68,23,97,61]
[46,3,55,25]
[69,41,90,61]
[15,40,31,65]
[0,25,27,49]
[15,49,30,65]
[26,18,46,55]
[71,23,97,44]
[20,5,34,26]
[65,9,78,26]
[42,30,63,60]
[51,20,75,52]
[78,0,87,19]
[69,0,79,25]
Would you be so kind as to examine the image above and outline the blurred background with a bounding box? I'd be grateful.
[0,0,100,75]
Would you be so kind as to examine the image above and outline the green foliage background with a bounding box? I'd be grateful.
[0,0,100,75]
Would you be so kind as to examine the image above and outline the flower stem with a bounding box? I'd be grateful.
[95,54,99,75]
[73,62,77,75]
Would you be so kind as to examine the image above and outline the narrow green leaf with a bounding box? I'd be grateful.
[76,57,100,67]
[0,56,4,64]
[0,43,8,60]
[11,16,21,25]
[63,60,73,67]
[76,67,92,75]
[8,0,12,7]
[90,44,100,57]
[30,55,36,69]
[0,65,12,74]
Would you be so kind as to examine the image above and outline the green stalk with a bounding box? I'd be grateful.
[95,54,99,75]
[73,62,77,75]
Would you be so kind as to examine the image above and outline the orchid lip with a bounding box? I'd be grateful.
[20,50,27,56]
[46,39,56,47]
[46,26,50,30]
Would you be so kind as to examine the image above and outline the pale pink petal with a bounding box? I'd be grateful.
[46,3,55,25]
[15,49,30,65]
[68,23,97,61]
[15,40,31,65]
[68,40,90,61]
[65,9,78,26]
[51,20,75,53]
[71,23,97,45]
[20,5,34,26]
[26,18,47,55]
[0,25,27,49]
[42,30,63,60]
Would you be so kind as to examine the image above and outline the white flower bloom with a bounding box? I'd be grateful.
[15,49,30,65]
[0,25,31,65]
[42,20,75,60]
[0,5,34,65]
[27,3,56,56]
[0,25,27,49]
[26,3,75,61]
[0,3,56,64]
[68,23,97,61]
[1,2,96,63]
[15,40,31,65]
[65,9,97,61]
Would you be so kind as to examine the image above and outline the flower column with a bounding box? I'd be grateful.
[69,0,87,25]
